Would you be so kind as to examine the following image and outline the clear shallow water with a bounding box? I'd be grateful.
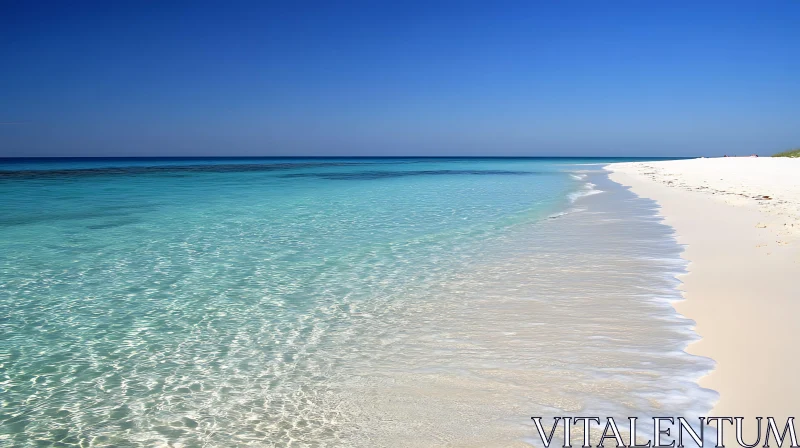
[0,158,714,447]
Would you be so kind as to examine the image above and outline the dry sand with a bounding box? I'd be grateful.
[607,157,800,426]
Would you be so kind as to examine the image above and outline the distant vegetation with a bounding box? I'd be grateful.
[773,148,800,158]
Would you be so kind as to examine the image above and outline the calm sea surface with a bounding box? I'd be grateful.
[0,158,715,447]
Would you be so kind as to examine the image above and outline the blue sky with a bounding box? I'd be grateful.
[1,1,798,157]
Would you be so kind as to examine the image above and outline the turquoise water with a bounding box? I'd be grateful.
[0,158,714,447]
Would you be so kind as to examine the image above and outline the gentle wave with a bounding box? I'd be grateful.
[568,181,604,202]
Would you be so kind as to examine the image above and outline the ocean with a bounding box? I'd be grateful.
[0,158,716,447]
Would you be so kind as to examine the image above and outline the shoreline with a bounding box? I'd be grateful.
[606,158,800,428]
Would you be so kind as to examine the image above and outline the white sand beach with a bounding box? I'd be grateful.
[608,158,800,427]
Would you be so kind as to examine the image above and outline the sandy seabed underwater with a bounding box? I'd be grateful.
[0,158,716,447]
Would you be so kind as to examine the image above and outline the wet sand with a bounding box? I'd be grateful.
[608,158,800,429]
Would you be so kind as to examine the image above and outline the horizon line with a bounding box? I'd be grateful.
[0,155,695,160]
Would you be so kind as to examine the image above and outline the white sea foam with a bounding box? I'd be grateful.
[569,181,604,202]
[547,207,586,219]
